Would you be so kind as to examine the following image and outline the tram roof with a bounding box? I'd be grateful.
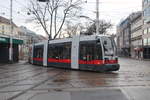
[34,34,111,46]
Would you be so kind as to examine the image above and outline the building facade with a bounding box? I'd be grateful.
[142,0,150,59]
[18,26,47,60]
[0,16,19,37]
[117,17,131,57]
[0,16,23,63]
[130,12,143,59]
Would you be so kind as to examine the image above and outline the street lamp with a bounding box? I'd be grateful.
[79,15,95,22]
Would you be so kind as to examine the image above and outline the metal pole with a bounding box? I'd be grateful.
[96,0,99,35]
[9,0,13,62]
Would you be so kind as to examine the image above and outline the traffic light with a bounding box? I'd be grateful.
[37,0,49,2]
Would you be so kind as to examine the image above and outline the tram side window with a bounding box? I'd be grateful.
[80,42,102,61]
[62,43,71,59]
[34,47,43,58]
[80,41,102,61]
[48,45,58,59]
[48,43,71,59]
[95,44,102,60]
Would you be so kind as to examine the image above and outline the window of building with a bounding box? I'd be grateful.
[144,38,148,45]
[144,0,148,4]
[143,7,150,17]
[2,25,4,34]
[148,38,150,45]
[144,28,148,34]
[0,26,2,34]
[144,19,147,25]
[148,28,150,33]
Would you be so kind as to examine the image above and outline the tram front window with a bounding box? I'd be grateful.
[102,37,115,56]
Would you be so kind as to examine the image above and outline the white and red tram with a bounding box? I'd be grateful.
[30,35,120,72]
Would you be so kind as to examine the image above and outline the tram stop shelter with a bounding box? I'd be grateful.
[0,36,23,63]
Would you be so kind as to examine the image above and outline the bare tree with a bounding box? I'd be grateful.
[62,21,81,37]
[81,20,112,35]
[79,16,112,35]
[28,0,82,40]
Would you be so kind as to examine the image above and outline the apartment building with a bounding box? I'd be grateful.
[0,16,19,37]
[0,16,23,63]
[116,17,131,57]
[142,0,150,59]
[130,12,143,59]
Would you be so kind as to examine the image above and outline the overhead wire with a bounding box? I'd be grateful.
[0,4,27,17]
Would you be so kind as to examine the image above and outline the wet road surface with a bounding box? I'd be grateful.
[0,58,150,100]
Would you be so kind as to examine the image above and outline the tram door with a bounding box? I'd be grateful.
[79,41,103,70]
[33,45,44,65]
[47,43,71,68]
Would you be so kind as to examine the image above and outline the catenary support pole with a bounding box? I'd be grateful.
[9,0,13,62]
[96,0,99,35]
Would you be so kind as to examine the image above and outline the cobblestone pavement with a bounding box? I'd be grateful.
[0,58,150,100]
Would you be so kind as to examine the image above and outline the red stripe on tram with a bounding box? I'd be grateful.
[33,58,43,61]
[48,58,71,63]
[79,60,104,65]
[79,60,118,65]
[93,60,104,65]
[33,58,118,65]
[104,60,118,64]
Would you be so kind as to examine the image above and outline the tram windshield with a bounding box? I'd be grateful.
[101,37,115,56]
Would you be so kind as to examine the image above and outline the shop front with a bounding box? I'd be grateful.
[0,36,23,63]
[143,46,150,59]
[133,47,143,59]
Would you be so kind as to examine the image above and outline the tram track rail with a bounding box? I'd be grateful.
[7,70,66,100]
[0,67,58,90]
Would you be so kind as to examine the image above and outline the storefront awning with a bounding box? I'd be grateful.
[0,37,9,43]
[13,39,23,44]
[0,36,23,44]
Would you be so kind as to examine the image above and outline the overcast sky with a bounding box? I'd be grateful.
[0,0,142,36]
